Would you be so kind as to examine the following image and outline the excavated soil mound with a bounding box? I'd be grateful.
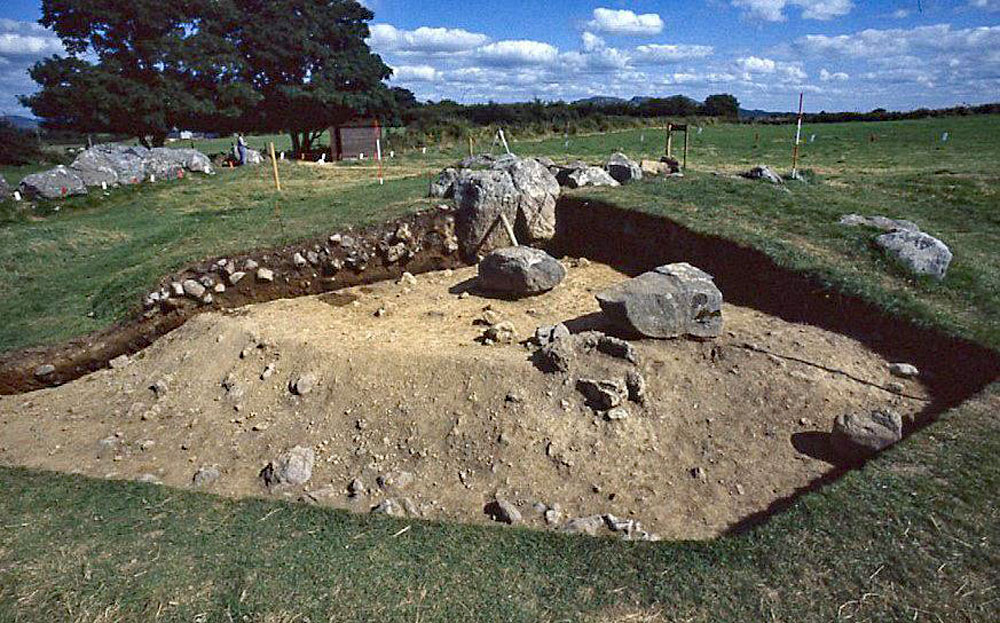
[0,262,929,539]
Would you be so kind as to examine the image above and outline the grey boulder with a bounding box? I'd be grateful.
[596,262,723,339]
[0,174,10,200]
[478,246,566,295]
[430,167,459,198]
[876,230,952,279]
[605,153,642,184]
[566,166,620,189]
[149,147,213,175]
[831,409,903,461]
[19,165,87,199]
[741,165,783,184]
[260,445,315,487]
[839,214,920,233]
[454,156,560,257]
[71,144,148,185]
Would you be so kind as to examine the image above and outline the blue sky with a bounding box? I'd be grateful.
[2,0,998,116]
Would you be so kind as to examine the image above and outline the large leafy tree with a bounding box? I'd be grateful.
[702,94,740,119]
[222,0,395,153]
[22,0,254,147]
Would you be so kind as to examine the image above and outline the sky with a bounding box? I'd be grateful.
[1,0,998,117]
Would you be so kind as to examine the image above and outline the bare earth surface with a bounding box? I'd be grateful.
[0,261,929,539]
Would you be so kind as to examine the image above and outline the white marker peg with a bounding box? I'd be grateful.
[13,191,21,201]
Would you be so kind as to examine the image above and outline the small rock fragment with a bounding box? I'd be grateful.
[576,378,628,411]
[484,499,522,524]
[192,465,220,487]
[260,445,315,487]
[256,268,274,282]
[290,373,317,396]
[888,363,919,379]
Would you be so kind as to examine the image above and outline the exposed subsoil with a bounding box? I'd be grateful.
[0,261,933,539]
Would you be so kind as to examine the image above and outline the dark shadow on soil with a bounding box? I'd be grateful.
[791,432,840,465]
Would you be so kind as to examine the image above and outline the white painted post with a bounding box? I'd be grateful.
[497,128,512,155]
[13,191,21,202]
[791,92,804,177]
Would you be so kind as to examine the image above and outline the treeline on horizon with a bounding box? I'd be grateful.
[385,95,1000,148]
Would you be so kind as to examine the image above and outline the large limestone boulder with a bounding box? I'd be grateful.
[478,246,566,295]
[453,156,560,258]
[596,263,723,339]
[19,165,87,199]
[566,166,620,189]
[430,167,459,198]
[72,144,148,185]
[831,409,903,461]
[876,230,952,279]
[150,147,214,175]
[606,153,642,184]
[70,163,118,187]
[839,214,919,233]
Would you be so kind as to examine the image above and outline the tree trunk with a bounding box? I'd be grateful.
[300,131,313,153]
[152,132,166,148]
[138,135,151,149]
[289,132,301,155]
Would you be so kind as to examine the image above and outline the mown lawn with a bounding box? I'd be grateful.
[0,115,997,621]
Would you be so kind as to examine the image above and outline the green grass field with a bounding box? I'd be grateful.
[0,116,998,621]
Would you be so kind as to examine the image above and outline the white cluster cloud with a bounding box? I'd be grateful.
[736,55,808,81]
[476,40,559,66]
[0,20,67,115]
[0,19,63,58]
[587,8,664,35]
[634,44,715,62]
[731,0,853,22]
[819,68,849,81]
[367,24,489,54]
[796,24,1000,58]
[968,0,1000,10]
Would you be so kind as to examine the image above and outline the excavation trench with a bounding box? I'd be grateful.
[0,198,995,540]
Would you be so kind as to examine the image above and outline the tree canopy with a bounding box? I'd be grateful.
[22,0,397,149]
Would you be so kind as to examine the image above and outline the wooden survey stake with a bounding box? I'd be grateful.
[268,142,281,192]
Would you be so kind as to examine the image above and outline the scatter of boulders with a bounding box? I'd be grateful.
[137,207,461,321]
[605,152,643,184]
[535,330,639,373]
[18,144,214,200]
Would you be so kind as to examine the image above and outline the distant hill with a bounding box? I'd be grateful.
[739,108,788,119]
[1,115,40,131]
[574,96,628,107]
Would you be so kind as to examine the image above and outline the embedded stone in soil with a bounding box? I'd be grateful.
[0,261,930,540]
